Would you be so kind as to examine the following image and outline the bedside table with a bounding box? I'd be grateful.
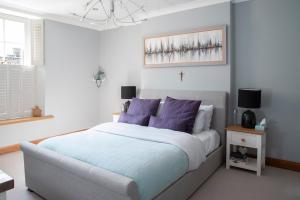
[0,170,14,200]
[226,125,266,176]
[112,112,121,122]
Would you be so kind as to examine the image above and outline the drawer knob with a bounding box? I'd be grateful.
[241,138,246,142]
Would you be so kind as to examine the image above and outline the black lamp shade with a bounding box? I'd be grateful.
[238,89,261,109]
[121,86,136,99]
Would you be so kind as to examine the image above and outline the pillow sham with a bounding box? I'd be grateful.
[148,116,187,132]
[159,96,201,133]
[118,112,150,126]
[156,101,164,116]
[202,105,214,130]
[127,98,161,116]
[192,105,214,134]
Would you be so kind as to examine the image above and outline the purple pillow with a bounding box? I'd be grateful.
[148,116,187,132]
[127,98,161,116]
[118,112,150,126]
[159,96,201,133]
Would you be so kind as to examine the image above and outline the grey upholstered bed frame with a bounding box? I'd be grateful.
[21,89,227,200]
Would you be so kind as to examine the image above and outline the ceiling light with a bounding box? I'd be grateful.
[71,0,147,28]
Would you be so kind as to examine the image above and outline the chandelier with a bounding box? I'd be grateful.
[72,0,147,27]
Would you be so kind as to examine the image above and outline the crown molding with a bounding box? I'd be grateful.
[146,0,230,19]
[0,3,101,31]
[0,0,249,31]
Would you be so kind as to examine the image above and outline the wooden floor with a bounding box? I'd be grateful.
[0,151,300,200]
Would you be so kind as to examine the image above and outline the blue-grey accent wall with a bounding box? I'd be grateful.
[233,0,300,162]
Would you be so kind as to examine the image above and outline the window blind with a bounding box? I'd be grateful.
[8,65,22,118]
[22,67,35,117]
[0,65,35,120]
[0,65,8,119]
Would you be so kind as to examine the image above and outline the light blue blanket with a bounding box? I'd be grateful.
[39,125,189,200]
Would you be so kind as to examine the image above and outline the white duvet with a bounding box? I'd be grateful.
[91,122,207,170]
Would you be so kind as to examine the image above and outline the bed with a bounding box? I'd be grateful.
[21,89,227,200]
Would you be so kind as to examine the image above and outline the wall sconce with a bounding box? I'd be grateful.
[93,68,106,88]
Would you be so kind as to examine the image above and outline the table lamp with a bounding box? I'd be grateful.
[238,88,261,129]
[121,86,136,112]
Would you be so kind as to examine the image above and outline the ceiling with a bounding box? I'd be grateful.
[0,0,240,31]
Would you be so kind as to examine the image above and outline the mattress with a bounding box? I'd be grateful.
[193,129,220,156]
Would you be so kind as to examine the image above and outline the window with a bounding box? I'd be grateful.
[0,12,43,120]
[0,15,29,65]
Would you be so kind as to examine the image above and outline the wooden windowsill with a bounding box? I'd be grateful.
[0,115,54,126]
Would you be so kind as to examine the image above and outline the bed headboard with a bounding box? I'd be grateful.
[140,89,228,145]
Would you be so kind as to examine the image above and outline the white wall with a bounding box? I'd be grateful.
[1,3,232,147]
[98,25,143,123]
[99,2,231,123]
[0,20,100,147]
[140,3,231,92]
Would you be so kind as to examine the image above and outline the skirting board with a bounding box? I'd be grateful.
[0,129,87,155]
[266,157,300,172]
[0,144,20,155]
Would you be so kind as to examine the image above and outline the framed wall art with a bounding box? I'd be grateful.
[144,25,226,67]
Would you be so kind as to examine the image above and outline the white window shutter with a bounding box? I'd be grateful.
[0,65,8,120]
[8,66,22,119]
[31,19,44,66]
[22,67,35,116]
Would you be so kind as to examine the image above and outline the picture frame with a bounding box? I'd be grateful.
[144,25,227,67]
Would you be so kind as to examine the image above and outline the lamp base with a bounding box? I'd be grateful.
[123,100,131,113]
[241,110,256,129]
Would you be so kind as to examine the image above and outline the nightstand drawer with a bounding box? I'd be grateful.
[229,131,257,148]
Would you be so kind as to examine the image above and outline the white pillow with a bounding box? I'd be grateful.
[192,105,214,134]
[156,101,164,116]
